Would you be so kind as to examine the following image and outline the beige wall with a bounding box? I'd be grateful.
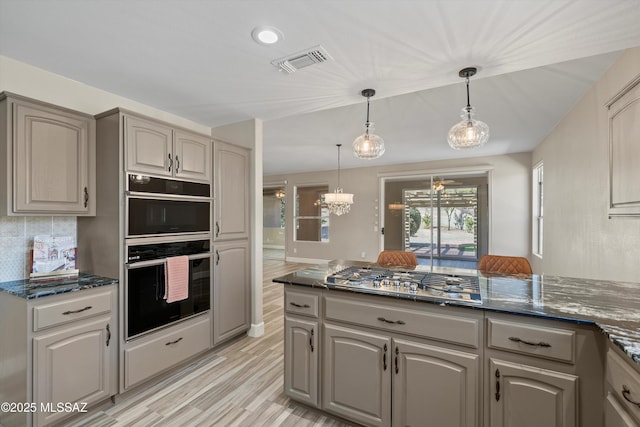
[531,47,640,282]
[266,152,531,264]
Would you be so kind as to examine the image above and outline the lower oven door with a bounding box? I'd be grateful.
[125,252,211,340]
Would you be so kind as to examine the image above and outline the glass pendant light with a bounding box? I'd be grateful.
[353,89,385,159]
[447,67,490,150]
[323,144,354,216]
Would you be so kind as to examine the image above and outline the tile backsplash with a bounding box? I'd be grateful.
[0,216,77,282]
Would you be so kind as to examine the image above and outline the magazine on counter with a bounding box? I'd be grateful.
[30,235,78,281]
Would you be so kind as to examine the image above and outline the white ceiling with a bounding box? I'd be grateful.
[1,0,639,175]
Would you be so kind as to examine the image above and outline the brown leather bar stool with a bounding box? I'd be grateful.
[477,255,532,275]
[376,250,418,268]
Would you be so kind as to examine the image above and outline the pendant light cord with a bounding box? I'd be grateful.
[365,96,371,135]
[336,143,342,188]
[465,76,472,121]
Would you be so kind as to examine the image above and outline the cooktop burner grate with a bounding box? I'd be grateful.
[326,266,482,304]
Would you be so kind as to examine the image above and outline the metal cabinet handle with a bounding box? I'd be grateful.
[175,155,180,172]
[62,305,92,315]
[309,328,314,353]
[377,317,406,325]
[216,250,220,265]
[106,324,111,347]
[83,187,89,208]
[495,368,501,401]
[290,302,310,308]
[165,337,183,346]
[508,336,551,348]
[623,385,640,408]
[215,221,220,238]
[395,346,399,374]
[168,154,173,172]
[383,343,387,371]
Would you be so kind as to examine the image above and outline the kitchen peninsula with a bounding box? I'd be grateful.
[274,260,640,427]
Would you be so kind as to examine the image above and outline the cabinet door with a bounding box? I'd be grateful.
[284,316,319,407]
[33,316,114,427]
[323,322,391,427]
[213,240,250,344]
[392,338,480,427]
[213,141,249,240]
[125,115,173,177]
[489,358,578,427]
[13,100,94,214]
[174,130,211,182]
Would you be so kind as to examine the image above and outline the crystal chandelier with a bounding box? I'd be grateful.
[275,188,286,199]
[353,89,385,159]
[447,67,490,150]
[323,144,354,216]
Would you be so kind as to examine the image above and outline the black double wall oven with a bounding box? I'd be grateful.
[125,174,212,341]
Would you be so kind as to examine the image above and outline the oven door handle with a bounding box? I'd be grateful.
[126,252,212,269]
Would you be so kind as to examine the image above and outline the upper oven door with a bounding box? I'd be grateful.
[126,196,211,237]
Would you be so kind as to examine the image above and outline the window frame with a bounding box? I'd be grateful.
[294,184,330,243]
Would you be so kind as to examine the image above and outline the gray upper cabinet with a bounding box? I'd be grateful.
[125,115,211,182]
[213,140,250,240]
[0,92,96,216]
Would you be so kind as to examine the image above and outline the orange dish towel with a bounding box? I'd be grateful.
[164,256,189,303]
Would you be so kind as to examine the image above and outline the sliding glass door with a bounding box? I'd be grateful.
[383,173,488,268]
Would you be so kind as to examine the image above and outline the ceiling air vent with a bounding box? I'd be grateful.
[271,45,332,74]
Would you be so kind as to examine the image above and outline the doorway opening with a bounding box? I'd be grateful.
[382,172,489,269]
[263,185,286,260]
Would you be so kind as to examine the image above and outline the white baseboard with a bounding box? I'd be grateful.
[247,322,264,337]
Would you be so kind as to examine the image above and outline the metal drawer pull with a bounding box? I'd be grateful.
[165,337,183,346]
[106,324,111,347]
[377,317,406,325]
[623,385,640,408]
[62,305,92,315]
[290,302,311,308]
[395,346,399,374]
[383,344,387,371]
[508,336,551,347]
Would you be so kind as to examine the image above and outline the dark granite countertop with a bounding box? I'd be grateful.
[0,273,118,300]
[273,260,640,366]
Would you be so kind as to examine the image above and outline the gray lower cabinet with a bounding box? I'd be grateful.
[323,322,392,427]
[393,338,480,427]
[33,315,114,427]
[213,240,250,344]
[485,313,604,427]
[284,316,319,406]
[0,286,117,427]
[605,348,640,427]
[488,358,578,427]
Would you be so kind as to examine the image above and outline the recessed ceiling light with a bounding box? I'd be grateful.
[251,26,283,45]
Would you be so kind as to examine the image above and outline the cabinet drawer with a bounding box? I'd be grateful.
[285,289,319,318]
[124,315,211,389]
[487,317,575,363]
[33,290,112,332]
[324,295,481,348]
[607,349,640,423]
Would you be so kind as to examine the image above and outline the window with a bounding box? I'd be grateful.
[532,162,543,257]
[294,185,329,242]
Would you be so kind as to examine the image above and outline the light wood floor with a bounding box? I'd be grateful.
[69,260,354,427]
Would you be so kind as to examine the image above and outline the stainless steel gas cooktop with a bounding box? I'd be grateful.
[326,266,482,304]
